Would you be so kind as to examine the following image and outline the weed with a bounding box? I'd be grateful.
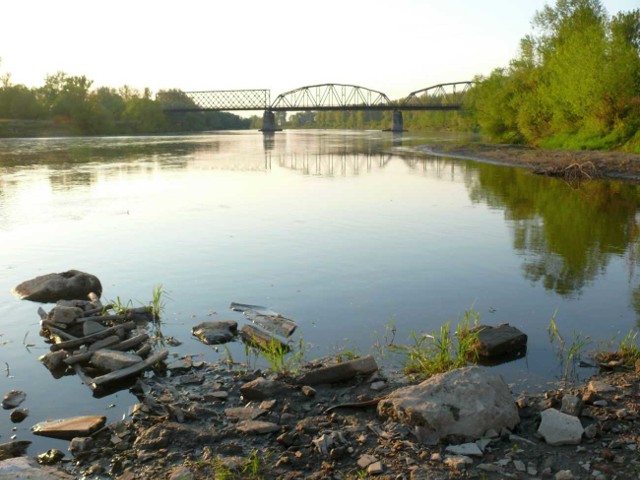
[246,336,308,375]
[595,328,640,368]
[372,319,397,359]
[390,308,481,379]
[150,284,168,320]
[547,312,591,384]
[212,449,265,479]
[111,296,133,315]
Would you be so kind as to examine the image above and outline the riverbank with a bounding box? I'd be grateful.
[4,355,638,479]
[424,143,640,182]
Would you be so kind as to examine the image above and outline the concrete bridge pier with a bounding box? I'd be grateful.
[260,110,278,132]
[391,110,404,132]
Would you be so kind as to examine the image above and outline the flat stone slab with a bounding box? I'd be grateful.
[0,456,75,479]
[31,415,106,440]
[2,390,26,410]
[192,320,237,345]
[91,350,143,372]
[297,355,379,385]
[12,270,102,303]
[471,324,527,358]
[235,420,280,434]
[224,407,267,421]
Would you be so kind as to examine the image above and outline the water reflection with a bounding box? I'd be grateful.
[465,163,640,298]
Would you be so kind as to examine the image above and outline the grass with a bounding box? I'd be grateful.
[244,336,308,375]
[389,307,480,379]
[212,449,265,479]
[547,312,591,384]
[595,328,640,369]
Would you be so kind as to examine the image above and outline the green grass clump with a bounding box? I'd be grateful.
[595,328,640,369]
[390,308,480,379]
[245,336,307,375]
[547,312,591,384]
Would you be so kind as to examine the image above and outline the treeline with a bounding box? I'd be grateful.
[467,0,640,152]
[283,0,640,153]
[0,70,250,136]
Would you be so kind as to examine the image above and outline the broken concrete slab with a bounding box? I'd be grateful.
[91,350,143,372]
[240,324,289,352]
[243,310,297,338]
[12,270,102,303]
[31,415,106,440]
[470,324,527,359]
[191,321,237,345]
[297,355,378,385]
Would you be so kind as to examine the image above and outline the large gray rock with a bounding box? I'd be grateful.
[12,270,102,303]
[377,366,519,441]
[191,321,237,345]
[537,408,584,445]
[0,456,74,479]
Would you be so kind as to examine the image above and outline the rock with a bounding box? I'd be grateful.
[297,355,379,385]
[36,449,64,465]
[377,366,519,441]
[301,386,316,397]
[587,380,616,394]
[91,350,143,372]
[537,408,584,446]
[583,423,598,439]
[0,440,31,461]
[561,395,582,416]
[0,456,75,479]
[68,437,93,456]
[168,466,194,480]
[555,470,575,480]
[31,415,106,440]
[370,380,387,391]
[235,420,280,434]
[445,442,483,456]
[2,390,26,409]
[240,377,291,401]
[191,321,237,345]
[357,454,378,469]
[50,306,83,326]
[12,270,102,303]
[444,455,472,470]
[470,324,527,358]
[224,407,267,421]
[10,409,28,423]
[39,351,67,373]
[83,320,107,336]
[367,461,384,475]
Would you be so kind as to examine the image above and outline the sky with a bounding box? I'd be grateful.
[1,0,638,101]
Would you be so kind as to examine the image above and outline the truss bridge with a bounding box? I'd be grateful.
[162,81,474,132]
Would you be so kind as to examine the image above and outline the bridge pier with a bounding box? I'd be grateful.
[260,110,280,132]
[391,110,404,133]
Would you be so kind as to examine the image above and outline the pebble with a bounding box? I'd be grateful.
[367,461,384,475]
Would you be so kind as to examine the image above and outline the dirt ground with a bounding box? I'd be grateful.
[426,144,640,182]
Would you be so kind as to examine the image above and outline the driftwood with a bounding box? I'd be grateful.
[88,335,122,352]
[240,324,289,352]
[50,321,136,351]
[47,327,78,342]
[90,350,168,389]
[136,343,152,358]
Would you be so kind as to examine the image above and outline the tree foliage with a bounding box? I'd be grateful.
[467,0,640,152]
[0,68,250,136]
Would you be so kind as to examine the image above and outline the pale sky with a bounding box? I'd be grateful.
[1,0,637,101]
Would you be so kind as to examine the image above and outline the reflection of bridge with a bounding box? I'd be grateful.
[162,82,474,132]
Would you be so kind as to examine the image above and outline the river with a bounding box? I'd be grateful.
[1,129,639,452]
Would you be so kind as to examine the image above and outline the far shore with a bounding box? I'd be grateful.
[423,143,640,182]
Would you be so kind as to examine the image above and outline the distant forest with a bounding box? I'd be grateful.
[0,70,251,137]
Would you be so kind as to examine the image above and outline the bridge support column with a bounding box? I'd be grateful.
[391,110,404,133]
[260,110,278,132]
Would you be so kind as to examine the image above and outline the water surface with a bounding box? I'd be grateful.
[1,130,639,452]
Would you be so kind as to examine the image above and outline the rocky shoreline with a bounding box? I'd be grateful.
[2,351,639,479]
[424,143,640,182]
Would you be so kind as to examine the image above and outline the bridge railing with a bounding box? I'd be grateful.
[162,89,270,111]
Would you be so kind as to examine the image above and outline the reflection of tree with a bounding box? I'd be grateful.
[466,164,640,297]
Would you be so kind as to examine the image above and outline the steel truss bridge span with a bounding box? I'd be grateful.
[163,82,474,131]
